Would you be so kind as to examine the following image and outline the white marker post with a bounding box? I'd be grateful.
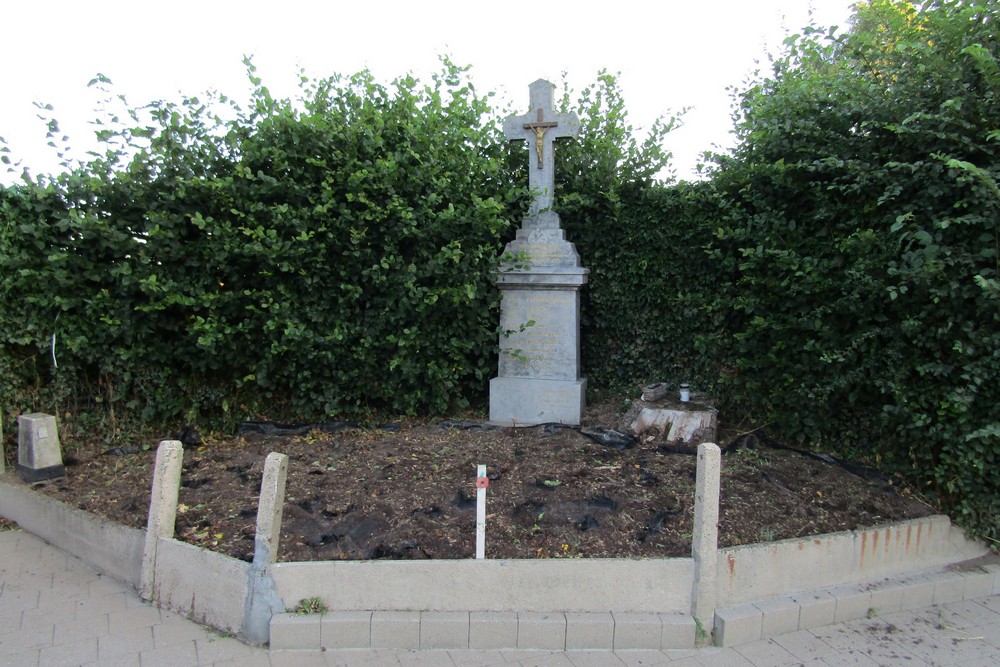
[475,464,488,559]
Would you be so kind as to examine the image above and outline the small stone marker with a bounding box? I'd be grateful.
[489,79,589,425]
[17,413,64,482]
[476,464,488,559]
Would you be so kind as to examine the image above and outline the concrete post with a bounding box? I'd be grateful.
[140,440,183,601]
[691,442,721,640]
[17,413,64,482]
[242,452,289,644]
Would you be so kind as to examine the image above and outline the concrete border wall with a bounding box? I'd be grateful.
[0,472,143,586]
[271,558,694,614]
[151,537,249,634]
[0,463,989,648]
[716,515,988,608]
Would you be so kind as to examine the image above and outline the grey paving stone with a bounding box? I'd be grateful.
[1,647,41,667]
[81,652,142,667]
[21,601,75,628]
[270,613,322,650]
[926,570,967,604]
[447,648,511,667]
[194,634,259,663]
[753,597,800,638]
[0,623,53,652]
[790,591,836,630]
[693,647,755,666]
[732,638,801,666]
[141,639,200,667]
[713,606,762,647]
[899,577,936,610]
[659,614,696,649]
[420,611,470,649]
[98,628,154,659]
[866,582,904,616]
[371,610,421,649]
[469,612,517,650]
[52,612,109,645]
[38,637,98,667]
[959,569,994,601]
[321,610,373,649]
[107,604,162,634]
[324,648,407,667]
[515,651,577,667]
[397,648,458,667]
[565,649,628,667]
[771,629,839,662]
[611,613,662,650]
[564,613,614,650]
[268,649,332,667]
[815,649,880,666]
[517,613,566,651]
[828,585,872,624]
[71,591,129,617]
[614,650,676,667]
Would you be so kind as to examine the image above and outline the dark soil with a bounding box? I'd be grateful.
[26,402,933,562]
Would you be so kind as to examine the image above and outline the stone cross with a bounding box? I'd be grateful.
[503,79,580,217]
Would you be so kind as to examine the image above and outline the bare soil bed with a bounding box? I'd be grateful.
[27,402,933,563]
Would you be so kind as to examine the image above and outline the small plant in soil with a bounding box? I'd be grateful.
[294,597,328,615]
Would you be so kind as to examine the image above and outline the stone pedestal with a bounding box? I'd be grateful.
[490,79,587,426]
[490,268,588,425]
[17,413,64,482]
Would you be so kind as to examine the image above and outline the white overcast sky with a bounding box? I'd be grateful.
[1,0,856,184]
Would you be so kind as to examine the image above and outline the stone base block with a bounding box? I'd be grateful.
[321,611,372,649]
[565,613,614,650]
[611,612,661,650]
[754,597,801,637]
[371,611,420,649]
[420,611,469,649]
[868,581,905,614]
[714,605,763,647]
[470,611,517,649]
[961,569,995,600]
[269,614,321,650]
[660,614,697,649]
[517,612,565,650]
[17,413,64,482]
[828,585,872,623]
[790,591,836,629]
[489,377,586,426]
[900,577,936,610]
[929,571,967,604]
[17,463,65,483]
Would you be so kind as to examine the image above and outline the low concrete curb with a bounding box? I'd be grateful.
[269,609,697,650]
[713,555,1000,646]
[0,451,992,652]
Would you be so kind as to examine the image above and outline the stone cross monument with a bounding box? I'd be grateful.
[489,79,589,425]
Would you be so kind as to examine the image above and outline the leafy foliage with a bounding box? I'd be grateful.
[709,0,1000,540]
[0,58,516,427]
[551,75,721,392]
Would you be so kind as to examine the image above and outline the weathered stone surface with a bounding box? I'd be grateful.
[490,79,588,426]
[17,413,64,482]
[620,399,718,444]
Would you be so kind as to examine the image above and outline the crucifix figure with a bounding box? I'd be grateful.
[503,79,580,216]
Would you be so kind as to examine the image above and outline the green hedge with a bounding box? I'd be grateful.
[708,0,999,541]
[1,60,517,426]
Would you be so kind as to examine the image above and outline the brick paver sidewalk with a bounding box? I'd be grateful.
[1,529,997,666]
